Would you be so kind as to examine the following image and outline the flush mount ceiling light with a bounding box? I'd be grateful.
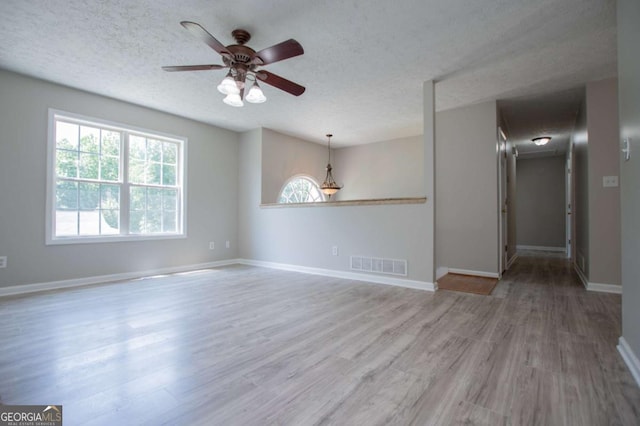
[320,134,343,198]
[163,22,306,107]
[532,136,552,146]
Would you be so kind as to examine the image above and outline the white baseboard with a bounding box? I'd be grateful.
[517,245,566,253]
[0,259,239,298]
[436,266,449,280]
[618,337,640,389]
[447,268,500,279]
[506,254,518,269]
[587,282,622,294]
[573,263,589,289]
[237,259,436,292]
[572,263,622,294]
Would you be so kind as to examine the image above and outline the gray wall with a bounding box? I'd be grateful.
[261,129,328,203]
[435,101,499,275]
[618,0,640,361]
[0,70,239,287]
[586,78,621,286]
[515,156,566,248]
[333,135,423,200]
[572,98,589,276]
[238,128,433,284]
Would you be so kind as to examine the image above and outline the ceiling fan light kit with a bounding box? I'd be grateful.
[163,21,305,107]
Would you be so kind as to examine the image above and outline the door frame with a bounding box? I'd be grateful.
[498,127,508,275]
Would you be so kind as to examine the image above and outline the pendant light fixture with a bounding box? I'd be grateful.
[320,134,342,197]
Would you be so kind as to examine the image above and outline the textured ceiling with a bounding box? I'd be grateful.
[0,0,616,146]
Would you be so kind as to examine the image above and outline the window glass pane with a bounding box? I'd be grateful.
[56,180,78,209]
[79,183,100,210]
[163,142,177,164]
[162,164,176,186]
[56,150,78,178]
[148,139,162,162]
[147,188,162,210]
[56,122,79,150]
[130,186,146,211]
[79,210,100,235]
[146,210,162,233]
[101,185,120,209]
[56,210,78,236]
[130,135,146,160]
[101,130,120,156]
[129,159,145,184]
[80,126,100,153]
[163,211,177,232]
[162,189,177,211]
[100,156,119,181]
[147,163,161,185]
[130,210,145,234]
[79,153,99,179]
[101,210,120,234]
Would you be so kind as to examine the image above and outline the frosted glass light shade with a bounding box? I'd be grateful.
[217,75,239,95]
[223,93,244,107]
[245,82,267,103]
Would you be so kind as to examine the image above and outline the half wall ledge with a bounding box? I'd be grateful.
[260,197,427,208]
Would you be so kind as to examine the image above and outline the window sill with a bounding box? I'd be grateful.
[46,233,187,245]
[260,197,427,209]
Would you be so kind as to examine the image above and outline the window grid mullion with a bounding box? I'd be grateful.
[121,131,130,236]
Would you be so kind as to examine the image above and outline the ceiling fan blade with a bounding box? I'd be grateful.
[254,39,304,65]
[180,21,231,58]
[257,70,305,96]
[162,64,227,72]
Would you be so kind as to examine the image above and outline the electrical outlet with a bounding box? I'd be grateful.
[226,241,230,249]
[0,256,6,269]
[603,176,619,188]
[332,246,339,256]
[209,242,215,250]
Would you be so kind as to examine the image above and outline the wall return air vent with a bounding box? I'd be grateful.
[350,256,407,276]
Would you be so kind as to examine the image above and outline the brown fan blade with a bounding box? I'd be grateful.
[257,70,305,96]
[180,21,231,58]
[254,39,303,65]
[162,64,227,72]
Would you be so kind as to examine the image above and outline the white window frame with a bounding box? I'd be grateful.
[278,174,327,203]
[46,109,188,245]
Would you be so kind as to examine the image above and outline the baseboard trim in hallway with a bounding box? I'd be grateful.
[516,245,567,253]
[573,263,622,294]
[618,337,640,388]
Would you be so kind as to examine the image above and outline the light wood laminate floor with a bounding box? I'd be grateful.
[1,255,639,425]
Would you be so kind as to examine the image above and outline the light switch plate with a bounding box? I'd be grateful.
[603,176,619,187]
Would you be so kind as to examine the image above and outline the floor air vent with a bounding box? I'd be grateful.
[351,256,407,276]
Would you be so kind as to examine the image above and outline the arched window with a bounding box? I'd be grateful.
[278,175,326,203]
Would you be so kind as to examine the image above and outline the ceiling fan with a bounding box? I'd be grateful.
[163,21,305,107]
